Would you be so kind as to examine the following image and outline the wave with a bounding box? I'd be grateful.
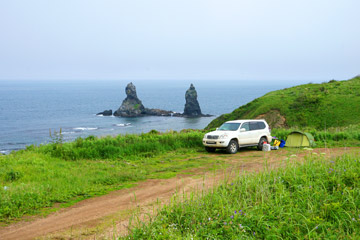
[73,127,98,131]
[0,150,10,155]
[62,131,76,135]
[96,114,115,118]
[115,123,132,127]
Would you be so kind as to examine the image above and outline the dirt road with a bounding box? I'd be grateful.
[0,147,357,239]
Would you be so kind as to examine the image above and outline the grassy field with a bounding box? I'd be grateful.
[206,76,360,129]
[1,127,360,224]
[124,152,360,239]
[0,130,226,223]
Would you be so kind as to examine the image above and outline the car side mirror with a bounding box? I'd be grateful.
[240,128,246,132]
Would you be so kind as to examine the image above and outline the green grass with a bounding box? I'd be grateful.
[206,76,360,130]
[124,152,360,239]
[0,130,223,223]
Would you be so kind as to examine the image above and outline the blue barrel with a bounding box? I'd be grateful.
[279,140,286,148]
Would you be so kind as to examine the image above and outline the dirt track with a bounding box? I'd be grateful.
[0,147,357,240]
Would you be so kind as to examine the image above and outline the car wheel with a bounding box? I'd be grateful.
[257,137,267,150]
[205,147,216,153]
[226,140,238,154]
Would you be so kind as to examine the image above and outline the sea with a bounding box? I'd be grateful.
[0,80,301,154]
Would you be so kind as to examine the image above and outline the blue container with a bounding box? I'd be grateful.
[279,140,286,148]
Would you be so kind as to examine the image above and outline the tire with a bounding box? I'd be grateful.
[226,140,238,154]
[205,147,216,153]
[257,137,267,151]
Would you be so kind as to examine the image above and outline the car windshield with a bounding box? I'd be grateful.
[218,123,241,131]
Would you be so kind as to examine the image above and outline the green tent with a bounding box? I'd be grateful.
[286,131,316,147]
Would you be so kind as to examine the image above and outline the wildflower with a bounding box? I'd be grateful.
[309,186,312,189]
[352,218,356,221]
[315,226,318,229]
[239,224,243,228]
[231,215,234,219]
[208,217,211,221]
[234,210,237,214]
[253,232,256,236]
[224,222,227,225]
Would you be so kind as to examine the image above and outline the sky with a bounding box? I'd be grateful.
[0,0,359,82]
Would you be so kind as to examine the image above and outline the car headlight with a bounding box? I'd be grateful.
[219,134,228,139]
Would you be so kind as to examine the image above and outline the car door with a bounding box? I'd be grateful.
[249,122,260,144]
[238,122,253,145]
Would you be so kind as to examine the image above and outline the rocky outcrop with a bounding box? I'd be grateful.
[110,82,211,118]
[96,110,112,116]
[255,109,287,129]
[183,84,202,117]
[144,108,181,116]
[113,83,146,117]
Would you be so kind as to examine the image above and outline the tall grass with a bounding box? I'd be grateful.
[124,153,360,239]
[34,130,205,160]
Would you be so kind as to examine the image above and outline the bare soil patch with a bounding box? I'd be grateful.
[0,147,357,240]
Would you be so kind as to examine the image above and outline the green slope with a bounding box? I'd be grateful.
[206,76,360,130]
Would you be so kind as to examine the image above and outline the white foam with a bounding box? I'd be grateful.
[115,123,131,127]
[62,131,76,135]
[73,127,98,131]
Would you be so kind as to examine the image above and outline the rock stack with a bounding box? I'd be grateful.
[113,82,146,117]
[183,84,202,117]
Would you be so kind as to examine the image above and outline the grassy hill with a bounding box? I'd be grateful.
[206,76,360,130]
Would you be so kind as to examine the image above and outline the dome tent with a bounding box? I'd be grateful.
[286,131,316,147]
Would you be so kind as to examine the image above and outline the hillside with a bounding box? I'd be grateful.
[206,76,360,130]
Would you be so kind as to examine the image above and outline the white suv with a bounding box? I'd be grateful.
[203,119,272,154]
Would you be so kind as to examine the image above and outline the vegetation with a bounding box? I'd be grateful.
[206,76,360,129]
[124,152,360,239]
[0,130,223,223]
[1,125,360,223]
[35,130,205,161]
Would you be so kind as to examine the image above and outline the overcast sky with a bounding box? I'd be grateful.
[0,0,359,82]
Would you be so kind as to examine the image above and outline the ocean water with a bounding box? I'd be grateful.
[0,80,293,154]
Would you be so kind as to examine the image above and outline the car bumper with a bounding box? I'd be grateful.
[202,138,230,148]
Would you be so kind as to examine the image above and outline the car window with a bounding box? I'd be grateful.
[241,122,250,131]
[218,123,241,131]
[249,122,259,131]
[257,122,266,129]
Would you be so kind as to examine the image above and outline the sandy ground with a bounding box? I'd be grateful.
[0,147,358,240]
